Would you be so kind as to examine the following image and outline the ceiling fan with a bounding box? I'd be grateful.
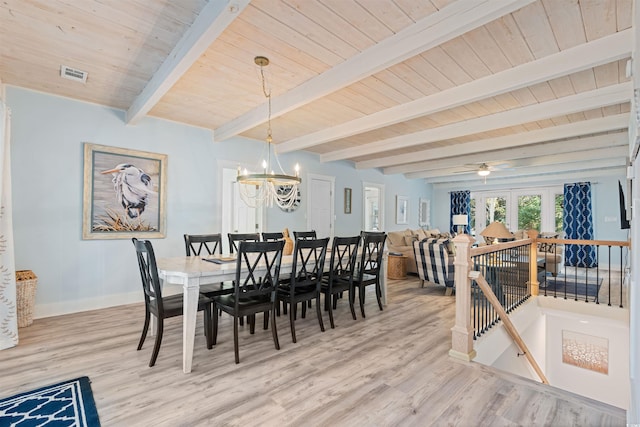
[454,162,512,182]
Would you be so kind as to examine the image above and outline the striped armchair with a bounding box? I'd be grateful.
[413,238,455,296]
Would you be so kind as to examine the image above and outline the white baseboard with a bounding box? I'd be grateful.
[33,291,143,319]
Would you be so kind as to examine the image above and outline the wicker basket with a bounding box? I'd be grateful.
[16,270,37,328]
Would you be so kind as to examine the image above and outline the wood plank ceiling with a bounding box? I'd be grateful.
[0,0,632,187]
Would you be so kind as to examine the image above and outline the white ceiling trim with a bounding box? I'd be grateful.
[395,132,627,176]
[372,114,629,174]
[125,0,249,125]
[425,158,627,184]
[323,83,632,163]
[278,29,631,154]
[370,115,629,171]
[213,0,536,142]
[406,145,628,179]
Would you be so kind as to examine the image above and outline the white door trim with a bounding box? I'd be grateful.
[306,173,335,239]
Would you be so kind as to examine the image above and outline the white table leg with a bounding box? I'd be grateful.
[182,277,200,373]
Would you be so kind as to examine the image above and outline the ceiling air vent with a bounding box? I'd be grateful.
[60,65,88,83]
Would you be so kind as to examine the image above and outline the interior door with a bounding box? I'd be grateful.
[307,174,334,239]
[222,167,263,251]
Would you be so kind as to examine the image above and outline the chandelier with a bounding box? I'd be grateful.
[236,56,301,209]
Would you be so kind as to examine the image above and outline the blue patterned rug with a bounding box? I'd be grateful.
[0,376,100,426]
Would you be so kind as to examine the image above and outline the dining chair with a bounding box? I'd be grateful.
[132,238,213,367]
[184,233,223,256]
[184,233,234,300]
[262,231,284,241]
[228,233,261,254]
[277,237,329,343]
[321,235,360,328]
[353,232,387,318]
[293,230,316,240]
[212,240,285,363]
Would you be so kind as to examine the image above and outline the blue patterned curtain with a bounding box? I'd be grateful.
[563,182,596,268]
[450,190,471,234]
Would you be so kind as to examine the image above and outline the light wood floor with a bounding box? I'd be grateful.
[1,277,626,426]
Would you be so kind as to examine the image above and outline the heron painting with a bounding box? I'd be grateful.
[83,143,167,240]
[101,163,155,219]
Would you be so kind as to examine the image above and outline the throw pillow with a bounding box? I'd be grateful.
[417,228,428,240]
[404,235,418,246]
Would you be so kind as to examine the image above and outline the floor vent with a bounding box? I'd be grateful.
[60,65,88,83]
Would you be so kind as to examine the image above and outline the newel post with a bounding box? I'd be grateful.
[527,230,540,296]
[449,233,476,361]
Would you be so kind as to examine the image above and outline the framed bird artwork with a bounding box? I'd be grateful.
[82,143,167,239]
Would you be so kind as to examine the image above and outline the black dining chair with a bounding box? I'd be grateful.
[353,232,387,318]
[293,230,317,240]
[228,233,261,254]
[321,235,361,328]
[184,233,223,256]
[212,240,284,363]
[277,237,329,343]
[132,238,212,367]
[262,232,284,241]
[184,233,234,300]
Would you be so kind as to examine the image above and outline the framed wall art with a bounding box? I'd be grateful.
[396,195,408,225]
[419,198,430,227]
[82,143,167,240]
[344,187,352,214]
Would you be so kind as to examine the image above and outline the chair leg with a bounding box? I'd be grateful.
[348,288,357,320]
[212,304,219,345]
[271,305,280,350]
[328,295,335,328]
[263,311,269,330]
[315,295,325,332]
[421,280,425,288]
[137,309,150,350]
[289,302,297,343]
[445,287,454,296]
[233,315,240,364]
[149,317,164,367]
[205,304,213,350]
[249,314,256,334]
[301,301,307,319]
[359,285,366,318]
[375,281,383,311]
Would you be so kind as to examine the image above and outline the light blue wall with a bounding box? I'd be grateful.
[7,86,430,316]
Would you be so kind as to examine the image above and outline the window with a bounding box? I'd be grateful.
[485,196,507,226]
[518,195,541,231]
[555,193,564,234]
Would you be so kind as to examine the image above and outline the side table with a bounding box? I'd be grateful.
[387,254,407,279]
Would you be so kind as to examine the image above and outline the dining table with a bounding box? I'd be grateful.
[157,251,388,373]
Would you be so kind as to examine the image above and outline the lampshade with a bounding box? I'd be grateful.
[452,214,468,226]
[480,221,513,239]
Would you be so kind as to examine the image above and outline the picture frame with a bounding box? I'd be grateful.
[344,187,352,214]
[419,198,430,227]
[82,143,167,240]
[396,195,408,225]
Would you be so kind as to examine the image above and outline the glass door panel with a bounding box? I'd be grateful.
[517,194,542,231]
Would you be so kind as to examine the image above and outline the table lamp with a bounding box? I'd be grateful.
[480,221,513,244]
[452,214,468,234]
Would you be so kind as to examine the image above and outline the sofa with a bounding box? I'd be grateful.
[387,228,451,274]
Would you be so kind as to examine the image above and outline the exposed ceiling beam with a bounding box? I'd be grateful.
[126,0,249,125]
[387,132,627,176]
[322,83,632,162]
[375,115,629,172]
[432,168,625,191]
[214,0,536,142]
[424,158,627,184]
[406,145,628,179]
[278,29,631,154]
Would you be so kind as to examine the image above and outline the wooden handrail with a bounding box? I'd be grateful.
[469,270,549,385]
[470,238,532,256]
[535,237,629,247]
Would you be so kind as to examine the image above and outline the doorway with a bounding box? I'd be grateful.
[363,182,385,231]
[306,173,334,238]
